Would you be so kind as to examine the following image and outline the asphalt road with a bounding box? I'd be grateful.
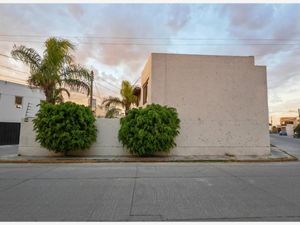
[1,136,300,221]
[270,134,300,159]
[0,162,300,221]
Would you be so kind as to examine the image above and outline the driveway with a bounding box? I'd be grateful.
[270,134,300,159]
[0,162,300,221]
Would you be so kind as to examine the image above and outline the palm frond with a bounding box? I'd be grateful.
[105,107,121,118]
[63,78,90,95]
[102,97,124,109]
[61,64,91,82]
[57,87,71,98]
[11,45,41,71]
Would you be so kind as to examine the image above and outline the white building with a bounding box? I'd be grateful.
[0,80,45,122]
[0,80,45,145]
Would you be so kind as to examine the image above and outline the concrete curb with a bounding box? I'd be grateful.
[0,147,297,164]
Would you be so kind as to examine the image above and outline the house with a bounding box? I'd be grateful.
[280,117,298,127]
[138,53,270,156]
[0,80,45,145]
[279,117,298,136]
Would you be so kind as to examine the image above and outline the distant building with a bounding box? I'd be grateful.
[0,80,45,145]
[279,117,299,137]
[280,117,298,127]
[138,53,270,156]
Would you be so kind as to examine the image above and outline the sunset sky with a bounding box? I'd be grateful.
[0,3,299,124]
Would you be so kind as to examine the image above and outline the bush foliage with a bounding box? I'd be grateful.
[118,104,180,156]
[294,124,300,138]
[33,102,97,154]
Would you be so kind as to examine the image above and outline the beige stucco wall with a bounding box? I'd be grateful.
[140,53,270,156]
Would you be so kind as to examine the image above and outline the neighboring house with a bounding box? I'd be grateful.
[280,117,298,128]
[139,53,270,156]
[0,80,45,145]
[279,117,299,136]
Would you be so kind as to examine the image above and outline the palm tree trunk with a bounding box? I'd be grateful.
[125,106,129,115]
[44,88,55,104]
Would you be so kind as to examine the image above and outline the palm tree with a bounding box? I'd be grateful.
[102,80,138,115]
[11,37,91,104]
[105,107,122,118]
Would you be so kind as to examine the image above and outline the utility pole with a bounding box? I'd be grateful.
[89,70,94,110]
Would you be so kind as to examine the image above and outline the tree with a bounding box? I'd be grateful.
[102,80,138,115]
[11,37,91,104]
[294,124,300,138]
[105,107,122,118]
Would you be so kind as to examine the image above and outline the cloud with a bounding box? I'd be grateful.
[67,4,84,18]
[217,5,300,59]
[1,3,300,118]
[221,4,275,30]
[70,5,172,80]
[167,5,191,32]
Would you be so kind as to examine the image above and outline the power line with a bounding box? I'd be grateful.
[132,76,141,86]
[0,53,15,59]
[94,80,120,92]
[0,39,299,46]
[0,64,29,74]
[94,85,102,99]
[0,74,27,83]
[95,83,120,95]
[0,53,37,62]
[94,75,120,90]
[0,34,300,41]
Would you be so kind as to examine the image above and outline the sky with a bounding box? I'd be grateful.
[0,3,299,124]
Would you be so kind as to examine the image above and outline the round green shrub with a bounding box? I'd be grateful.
[33,102,97,154]
[118,104,180,156]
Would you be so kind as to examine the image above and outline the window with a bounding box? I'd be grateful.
[143,79,148,105]
[15,96,23,109]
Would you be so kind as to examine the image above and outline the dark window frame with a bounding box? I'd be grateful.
[143,79,148,105]
[15,96,23,109]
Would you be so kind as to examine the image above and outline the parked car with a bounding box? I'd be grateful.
[279,131,287,136]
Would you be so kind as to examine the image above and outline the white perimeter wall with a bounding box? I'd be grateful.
[19,116,269,156]
[18,118,129,157]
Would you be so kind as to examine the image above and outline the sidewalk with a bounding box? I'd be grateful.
[0,146,297,163]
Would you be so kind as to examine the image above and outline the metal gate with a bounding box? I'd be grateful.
[0,122,21,145]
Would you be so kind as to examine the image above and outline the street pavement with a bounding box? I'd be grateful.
[0,162,300,221]
[0,136,300,221]
[270,134,300,159]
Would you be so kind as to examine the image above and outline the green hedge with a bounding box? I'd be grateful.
[33,102,97,154]
[118,104,180,156]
